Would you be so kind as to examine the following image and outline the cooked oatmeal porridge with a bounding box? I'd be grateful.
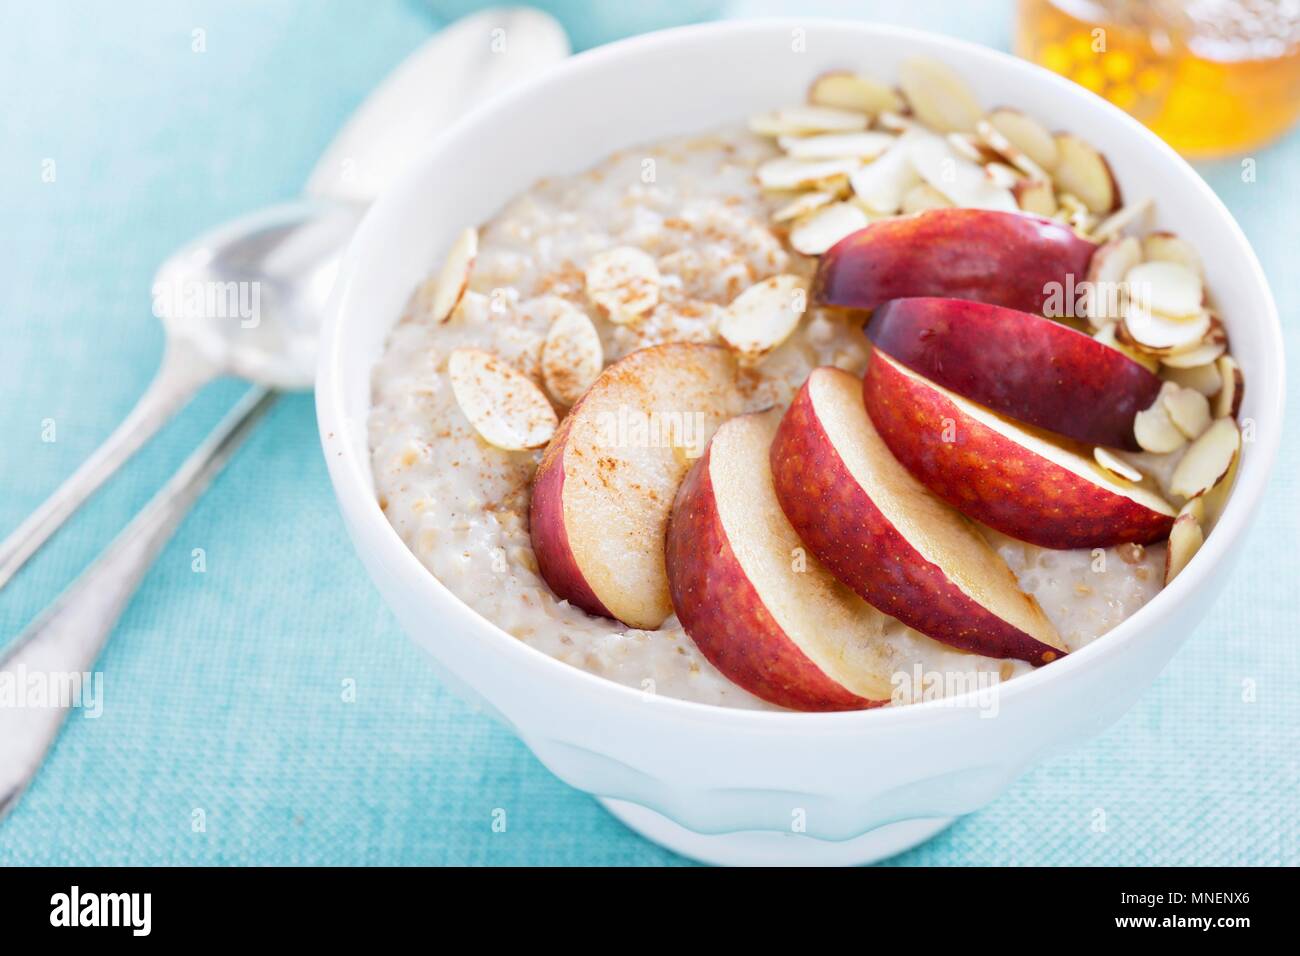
[369,59,1241,712]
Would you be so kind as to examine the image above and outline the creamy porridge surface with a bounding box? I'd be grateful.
[368,128,1166,711]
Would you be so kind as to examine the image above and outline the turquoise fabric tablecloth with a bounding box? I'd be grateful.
[1,0,1295,866]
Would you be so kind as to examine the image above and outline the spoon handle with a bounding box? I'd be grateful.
[0,340,218,591]
[0,386,276,819]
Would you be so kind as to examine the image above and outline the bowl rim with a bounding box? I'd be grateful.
[318,17,1286,728]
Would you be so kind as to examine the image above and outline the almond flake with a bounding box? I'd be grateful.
[848,140,921,214]
[1125,260,1203,318]
[1133,384,1188,454]
[584,247,661,324]
[900,183,953,214]
[719,274,806,362]
[449,348,557,451]
[771,189,835,223]
[906,134,1017,212]
[983,162,1023,190]
[1178,496,1206,524]
[808,71,904,115]
[898,57,984,133]
[757,156,862,190]
[876,110,915,132]
[1160,338,1226,369]
[430,227,478,322]
[1142,232,1204,278]
[1094,446,1143,483]
[1214,355,1243,419]
[1095,320,1159,372]
[778,131,895,160]
[986,108,1058,170]
[1164,360,1223,396]
[1169,417,1240,499]
[1162,383,1212,439]
[1164,513,1204,585]
[976,118,1050,181]
[946,132,989,163]
[789,201,869,256]
[1053,134,1118,213]
[540,301,604,406]
[1121,301,1211,353]
[1091,198,1154,243]
[1085,236,1142,326]
[1012,178,1058,217]
[749,105,869,137]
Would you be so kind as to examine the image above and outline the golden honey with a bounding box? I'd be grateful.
[1016,0,1300,156]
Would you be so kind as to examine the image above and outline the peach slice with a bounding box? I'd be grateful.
[812,208,1097,316]
[863,350,1176,548]
[769,367,1065,665]
[666,410,897,711]
[864,297,1162,449]
[529,343,743,629]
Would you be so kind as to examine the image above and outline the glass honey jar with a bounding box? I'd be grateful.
[1016,0,1300,157]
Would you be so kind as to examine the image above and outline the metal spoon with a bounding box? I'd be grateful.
[0,5,569,590]
[0,7,569,818]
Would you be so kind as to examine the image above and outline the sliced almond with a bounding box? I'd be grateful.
[1125,260,1203,318]
[1214,355,1243,418]
[976,118,1049,181]
[1012,178,1058,217]
[848,140,921,214]
[898,57,984,133]
[876,110,914,133]
[1178,496,1206,524]
[1164,513,1204,585]
[1162,383,1212,439]
[778,131,895,160]
[1133,384,1188,454]
[757,156,862,191]
[719,274,806,362]
[584,246,660,324]
[1143,232,1204,278]
[1121,301,1211,353]
[1094,320,1159,372]
[789,201,869,256]
[983,161,1023,190]
[1164,360,1223,396]
[1094,446,1144,483]
[1085,236,1142,326]
[771,189,835,223]
[987,108,1058,170]
[808,71,904,115]
[540,302,604,406]
[906,134,1017,212]
[430,227,478,322]
[1169,417,1240,499]
[1053,134,1119,213]
[1160,338,1226,369]
[448,348,557,451]
[1056,191,1095,234]
[1090,198,1154,243]
[900,182,953,214]
[749,105,870,137]
[946,132,990,163]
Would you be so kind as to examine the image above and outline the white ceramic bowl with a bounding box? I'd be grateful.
[317,20,1284,865]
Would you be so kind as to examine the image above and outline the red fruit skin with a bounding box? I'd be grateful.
[813,208,1097,316]
[769,377,1065,667]
[865,297,1161,450]
[665,443,881,712]
[529,418,615,622]
[862,352,1175,549]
